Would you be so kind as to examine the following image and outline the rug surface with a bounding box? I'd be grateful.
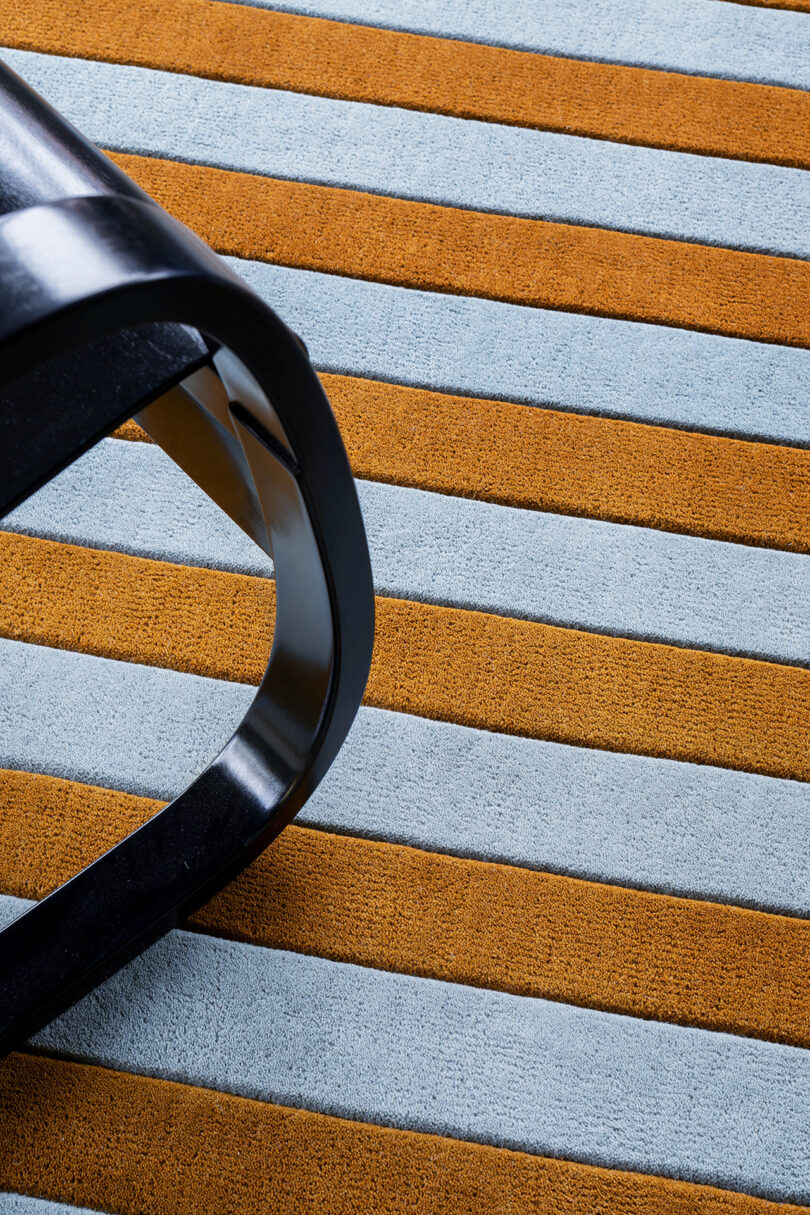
[0,0,809,1211]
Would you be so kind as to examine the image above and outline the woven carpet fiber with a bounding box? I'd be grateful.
[1,0,810,1211]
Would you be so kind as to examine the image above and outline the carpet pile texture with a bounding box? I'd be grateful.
[0,0,808,1211]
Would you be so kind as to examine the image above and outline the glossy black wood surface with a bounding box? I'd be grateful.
[0,58,375,1054]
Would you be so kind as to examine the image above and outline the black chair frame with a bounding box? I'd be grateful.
[0,59,375,1054]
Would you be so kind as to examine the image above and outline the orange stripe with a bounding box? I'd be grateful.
[111,152,810,349]
[720,0,810,9]
[6,0,809,168]
[1,1052,798,1215]
[1,532,808,781]
[3,768,808,1046]
[112,419,149,442]
[116,373,810,555]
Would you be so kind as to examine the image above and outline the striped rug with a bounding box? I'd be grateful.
[1,0,809,1210]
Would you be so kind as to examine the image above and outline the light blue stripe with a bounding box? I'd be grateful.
[4,439,263,578]
[215,0,810,91]
[10,893,805,1203]
[4,49,808,258]
[0,1199,103,1215]
[2,639,808,915]
[6,437,810,665]
[0,640,251,801]
[230,260,810,445]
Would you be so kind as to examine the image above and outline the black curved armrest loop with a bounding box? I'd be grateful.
[0,149,374,1047]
